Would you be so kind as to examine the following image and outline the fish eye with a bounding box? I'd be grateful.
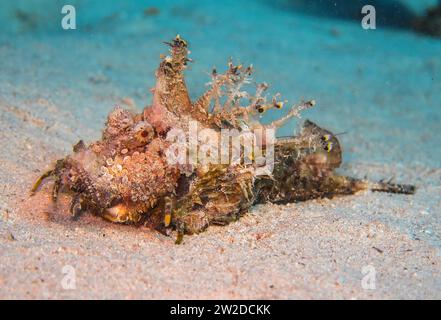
[324,142,333,152]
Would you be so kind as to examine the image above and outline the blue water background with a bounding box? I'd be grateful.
[0,0,440,168]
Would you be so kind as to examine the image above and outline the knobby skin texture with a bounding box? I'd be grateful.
[31,36,415,244]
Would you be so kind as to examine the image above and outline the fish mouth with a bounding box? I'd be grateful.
[103,202,146,224]
[103,203,130,223]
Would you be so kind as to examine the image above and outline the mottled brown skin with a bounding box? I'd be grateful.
[31,36,415,244]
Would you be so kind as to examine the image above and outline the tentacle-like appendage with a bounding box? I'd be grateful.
[30,169,54,195]
[266,100,316,129]
[163,196,173,228]
[175,221,185,245]
[30,159,66,202]
[152,35,194,123]
[194,69,225,114]
[210,71,228,114]
[52,178,61,202]
[173,210,210,244]
[192,89,213,114]
[70,193,84,220]
[249,82,269,109]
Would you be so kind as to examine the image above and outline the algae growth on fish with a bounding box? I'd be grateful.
[31,35,415,244]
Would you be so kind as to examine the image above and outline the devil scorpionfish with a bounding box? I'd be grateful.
[31,36,415,244]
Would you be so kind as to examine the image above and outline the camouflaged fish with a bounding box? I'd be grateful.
[31,36,415,243]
